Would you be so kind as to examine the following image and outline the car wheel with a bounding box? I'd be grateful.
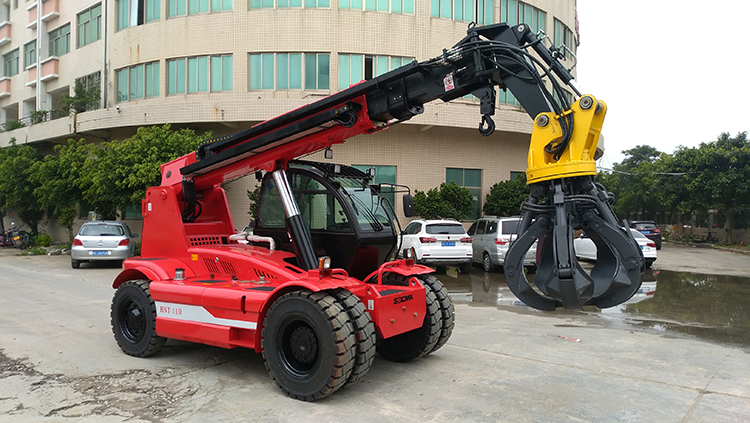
[262,290,356,400]
[526,265,537,275]
[111,280,166,357]
[483,253,497,272]
[71,259,80,269]
[458,263,472,274]
[645,259,655,268]
[434,266,447,274]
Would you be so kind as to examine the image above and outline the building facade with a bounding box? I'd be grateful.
[0,0,578,238]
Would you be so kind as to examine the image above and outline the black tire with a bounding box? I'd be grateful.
[525,264,537,275]
[645,259,654,269]
[458,263,472,274]
[71,259,80,269]
[483,253,497,272]
[111,280,166,357]
[419,274,454,353]
[434,266,447,274]
[376,274,441,362]
[262,290,356,401]
[331,290,376,387]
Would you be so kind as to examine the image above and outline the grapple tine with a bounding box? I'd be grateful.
[504,176,644,311]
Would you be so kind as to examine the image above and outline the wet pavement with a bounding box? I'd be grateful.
[434,265,750,349]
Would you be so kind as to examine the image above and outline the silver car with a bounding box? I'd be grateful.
[467,217,537,272]
[71,221,138,268]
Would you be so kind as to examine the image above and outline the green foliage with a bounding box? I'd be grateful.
[3,120,26,131]
[59,80,101,115]
[483,173,528,216]
[82,125,212,219]
[413,181,474,220]
[30,110,48,125]
[0,142,44,232]
[31,138,90,235]
[26,246,46,255]
[247,186,260,217]
[33,232,52,247]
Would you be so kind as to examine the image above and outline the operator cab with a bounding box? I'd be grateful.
[253,160,403,280]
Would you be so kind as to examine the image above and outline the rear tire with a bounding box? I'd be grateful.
[483,253,497,272]
[377,274,441,362]
[458,263,472,274]
[262,290,356,400]
[71,259,80,269]
[331,289,376,387]
[111,280,166,357]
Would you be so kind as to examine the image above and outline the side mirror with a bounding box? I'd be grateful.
[132,233,139,238]
[402,194,414,218]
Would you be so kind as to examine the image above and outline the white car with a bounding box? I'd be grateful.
[400,219,473,273]
[573,229,657,268]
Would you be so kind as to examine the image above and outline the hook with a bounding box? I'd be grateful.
[478,114,495,136]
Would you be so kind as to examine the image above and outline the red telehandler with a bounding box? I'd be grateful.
[110,23,645,400]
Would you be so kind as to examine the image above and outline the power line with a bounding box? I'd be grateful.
[596,166,686,176]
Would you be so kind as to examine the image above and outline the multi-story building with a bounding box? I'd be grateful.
[0,0,578,238]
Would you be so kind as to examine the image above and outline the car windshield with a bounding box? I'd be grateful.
[80,224,124,236]
[635,222,657,229]
[630,230,648,240]
[425,224,465,235]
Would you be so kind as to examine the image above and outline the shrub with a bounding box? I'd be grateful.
[34,232,52,247]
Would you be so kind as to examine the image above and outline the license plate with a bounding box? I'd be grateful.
[640,245,644,250]
[640,230,650,234]
[92,250,109,256]
[441,241,455,247]
[13,236,19,241]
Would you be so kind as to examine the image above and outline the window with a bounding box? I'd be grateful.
[119,0,160,29]
[431,0,489,22]
[77,4,102,48]
[121,204,143,219]
[77,72,102,110]
[338,54,412,90]
[48,24,71,57]
[170,0,231,15]
[3,48,19,77]
[211,55,233,92]
[499,88,519,106]
[340,0,411,13]
[117,62,160,102]
[446,168,482,220]
[517,2,545,33]
[23,40,36,68]
[168,55,232,94]
[554,18,576,60]
[510,171,524,181]
[250,0,326,8]
[250,53,329,90]
[352,165,396,207]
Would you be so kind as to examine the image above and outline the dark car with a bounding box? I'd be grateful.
[630,220,662,250]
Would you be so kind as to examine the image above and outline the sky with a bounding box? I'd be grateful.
[574,0,750,169]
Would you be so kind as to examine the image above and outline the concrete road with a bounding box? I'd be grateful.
[1,246,749,422]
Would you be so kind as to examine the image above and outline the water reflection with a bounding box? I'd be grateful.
[437,267,750,348]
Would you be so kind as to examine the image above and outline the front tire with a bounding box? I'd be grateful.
[262,291,356,401]
[111,280,166,357]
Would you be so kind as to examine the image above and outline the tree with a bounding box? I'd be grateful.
[413,181,474,220]
[59,79,101,116]
[31,139,90,239]
[601,145,667,220]
[666,132,750,242]
[0,140,44,232]
[83,125,212,219]
[483,173,529,216]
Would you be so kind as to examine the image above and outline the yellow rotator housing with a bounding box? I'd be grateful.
[526,95,606,184]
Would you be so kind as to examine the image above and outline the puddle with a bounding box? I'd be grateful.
[436,267,750,348]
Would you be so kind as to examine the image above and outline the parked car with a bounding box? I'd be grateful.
[71,221,138,268]
[630,220,662,249]
[574,229,657,268]
[399,219,472,273]
[467,216,537,272]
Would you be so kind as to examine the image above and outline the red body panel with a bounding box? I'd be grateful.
[113,93,432,352]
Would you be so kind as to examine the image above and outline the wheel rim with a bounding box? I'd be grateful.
[118,295,146,343]
[483,254,491,271]
[278,318,320,377]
